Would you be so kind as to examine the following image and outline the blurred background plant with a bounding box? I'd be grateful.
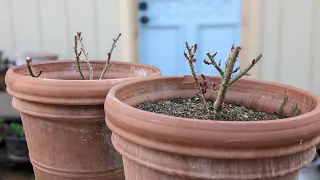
[8,123,25,138]
[0,119,25,140]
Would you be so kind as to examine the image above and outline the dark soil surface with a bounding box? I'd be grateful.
[135,97,282,121]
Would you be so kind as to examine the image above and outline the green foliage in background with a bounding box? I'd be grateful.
[0,119,25,140]
[9,122,25,138]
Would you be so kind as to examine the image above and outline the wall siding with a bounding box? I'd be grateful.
[0,0,123,61]
[311,0,320,94]
[1,0,320,95]
[260,0,320,95]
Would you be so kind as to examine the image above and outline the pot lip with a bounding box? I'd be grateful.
[5,60,161,105]
[106,75,320,157]
[6,60,162,84]
[106,75,320,125]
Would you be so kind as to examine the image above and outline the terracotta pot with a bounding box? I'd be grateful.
[5,60,161,180]
[105,75,320,180]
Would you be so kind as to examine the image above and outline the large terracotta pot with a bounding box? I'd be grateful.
[105,75,320,180]
[5,60,161,180]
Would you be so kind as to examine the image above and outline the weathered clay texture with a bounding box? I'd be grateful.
[105,75,320,180]
[5,60,161,179]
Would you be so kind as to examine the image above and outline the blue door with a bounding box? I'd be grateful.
[138,0,242,76]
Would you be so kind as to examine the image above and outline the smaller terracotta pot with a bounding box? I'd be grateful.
[105,75,320,180]
[5,60,161,180]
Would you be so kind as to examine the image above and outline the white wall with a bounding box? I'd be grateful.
[1,0,320,94]
[0,0,135,62]
[0,0,137,117]
[259,0,320,95]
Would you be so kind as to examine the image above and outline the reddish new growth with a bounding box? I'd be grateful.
[184,42,208,110]
[26,32,122,80]
[99,33,122,80]
[199,74,208,94]
[73,32,121,80]
[185,43,262,113]
[73,32,86,80]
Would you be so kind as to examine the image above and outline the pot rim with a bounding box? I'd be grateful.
[6,60,161,83]
[106,75,320,125]
[5,60,162,105]
[105,75,320,158]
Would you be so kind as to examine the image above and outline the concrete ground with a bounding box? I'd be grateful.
[299,154,320,180]
[1,161,319,180]
[0,150,319,180]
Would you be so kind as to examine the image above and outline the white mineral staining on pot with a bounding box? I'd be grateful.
[110,79,124,85]
[135,69,147,77]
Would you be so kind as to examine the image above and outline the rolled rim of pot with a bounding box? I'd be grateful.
[5,60,161,105]
[105,75,320,159]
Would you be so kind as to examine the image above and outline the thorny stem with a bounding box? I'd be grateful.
[213,46,241,113]
[205,52,224,77]
[73,32,86,80]
[99,33,122,80]
[26,57,42,77]
[279,94,289,118]
[79,33,94,80]
[229,54,262,86]
[185,42,208,111]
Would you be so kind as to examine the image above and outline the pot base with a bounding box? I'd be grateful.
[123,157,300,180]
[32,163,125,180]
[113,134,314,180]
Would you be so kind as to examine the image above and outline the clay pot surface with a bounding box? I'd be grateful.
[5,60,161,180]
[105,75,320,180]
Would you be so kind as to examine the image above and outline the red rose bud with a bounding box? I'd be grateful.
[231,44,235,52]
[212,52,217,57]
[194,44,198,53]
[201,74,206,79]
[184,52,189,59]
[192,58,196,63]
[218,59,222,66]
[232,67,240,73]
[202,88,206,93]
[251,59,256,65]
[203,59,211,65]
